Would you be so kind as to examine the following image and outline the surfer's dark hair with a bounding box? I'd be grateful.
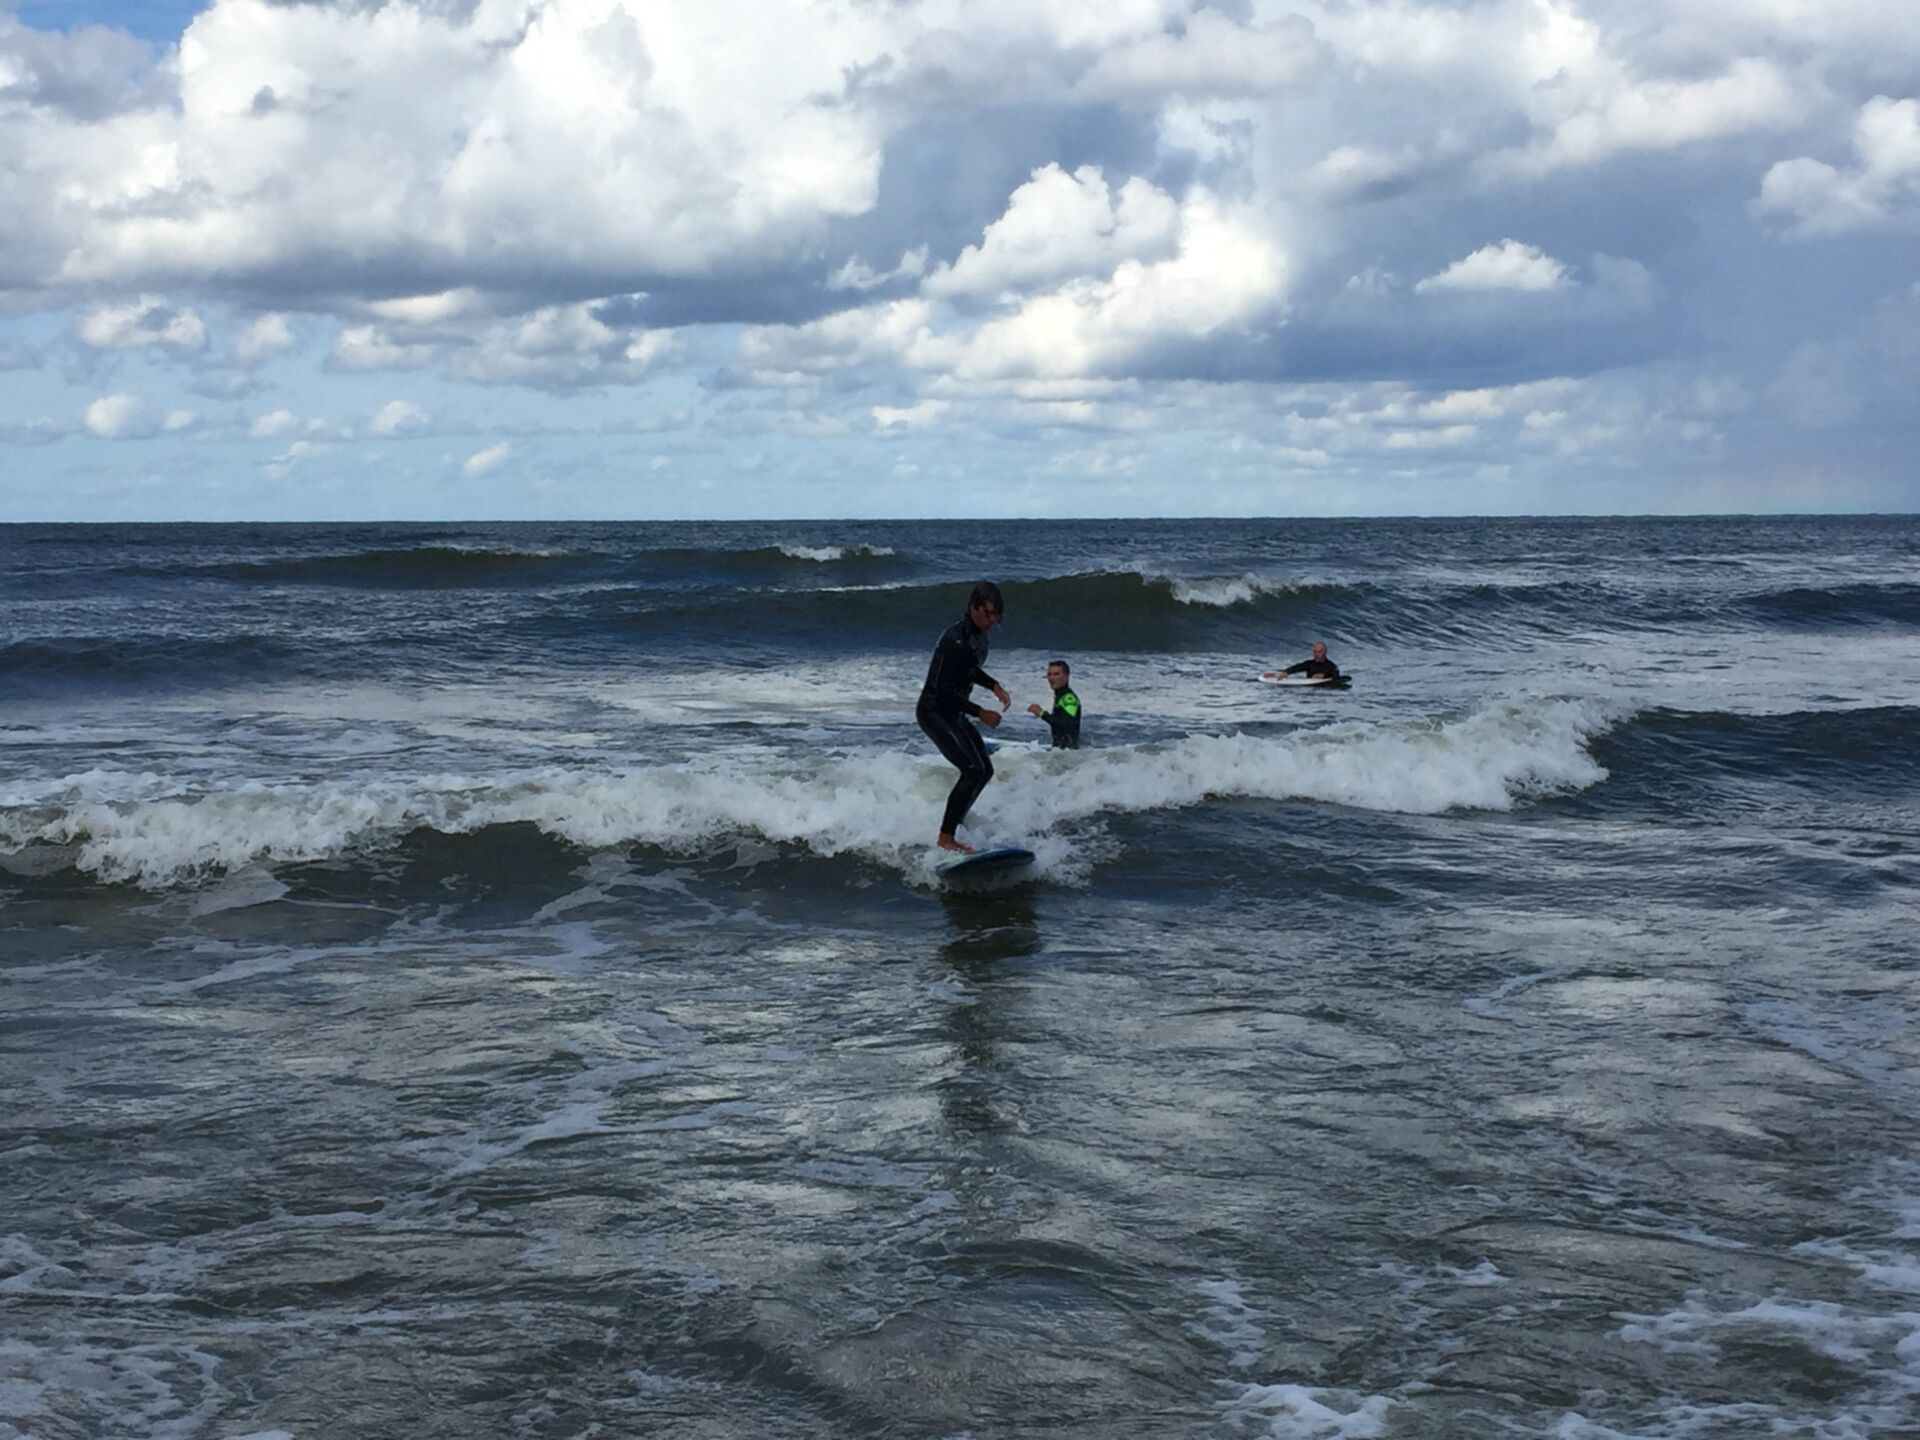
[1049,658,1070,676]
[968,581,1004,616]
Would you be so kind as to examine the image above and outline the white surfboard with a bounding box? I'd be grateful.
[1258,671,1351,688]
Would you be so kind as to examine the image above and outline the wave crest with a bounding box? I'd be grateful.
[0,699,1619,889]
[777,543,897,562]
[1162,573,1317,607]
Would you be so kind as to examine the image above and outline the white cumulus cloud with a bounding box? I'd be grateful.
[924,165,1180,301]
[371,399,429,436]
[83,392,146,437]
[1310,144,1429,201]
[931,193,1288,382]
[1416,241,1571,294]
[1755,96,1920,236]
[264,438,324,478]
[1491,56,1802,179]
[76,295,206,350]
[453,304,672,387]
[463,441,512,476]
[739,300,934,382]
[331,325,439,372]
[32,0,891,297]
[873,399,949,429]
[236,312,295,365]
[249,409,303,439]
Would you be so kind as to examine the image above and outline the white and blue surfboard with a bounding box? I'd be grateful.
[935,845,1036,880]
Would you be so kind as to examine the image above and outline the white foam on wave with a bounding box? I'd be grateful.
[1219,1382,1393,1439]
[432,541,571,558]
[777,543,895,562]
[1793,1162,1920,1296]
[0,698,1620,889]
[1161,573,1317,607]
[1189,1276,1267,1369]
[0,1335,224,1440]
[1603,1161,1920,1439]
[1195,1274,1394,1437]
[0,767,191,809]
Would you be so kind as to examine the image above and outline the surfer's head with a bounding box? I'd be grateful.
[967,581,1004,629]
[1311,641,1328,660]
[1047,660,1070,692]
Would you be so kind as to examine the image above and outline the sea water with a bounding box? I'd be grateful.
[2,517,1916,1437]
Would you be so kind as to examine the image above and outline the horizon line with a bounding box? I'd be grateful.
[3,510,1916,526]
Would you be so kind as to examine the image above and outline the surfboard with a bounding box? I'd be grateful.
[935,845,1036,879]
[1258,671,1351,689]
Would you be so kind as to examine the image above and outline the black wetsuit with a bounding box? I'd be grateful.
[1282,657,1341,679]
[916,614,1001,837]
[1036,687,1081,749]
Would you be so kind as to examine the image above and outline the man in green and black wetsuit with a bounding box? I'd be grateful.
[1027,659,1081,749]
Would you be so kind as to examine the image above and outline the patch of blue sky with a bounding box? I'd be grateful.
[17,0,201,43]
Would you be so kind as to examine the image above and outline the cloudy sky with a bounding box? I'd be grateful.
[2,0,1916,519]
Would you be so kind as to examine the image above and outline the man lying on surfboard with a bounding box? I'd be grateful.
[1277,641,1342,680]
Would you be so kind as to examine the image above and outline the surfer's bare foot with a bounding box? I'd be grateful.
[936,834,975,854]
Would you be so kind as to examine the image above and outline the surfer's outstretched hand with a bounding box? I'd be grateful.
[1027,703,1043,717]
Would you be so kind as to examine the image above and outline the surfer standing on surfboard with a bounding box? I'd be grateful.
[917,581,1010,855]
[1279,641,1342,680]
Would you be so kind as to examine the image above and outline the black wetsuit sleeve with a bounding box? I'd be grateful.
[1280,660,1308,676]
[967,622,998,699]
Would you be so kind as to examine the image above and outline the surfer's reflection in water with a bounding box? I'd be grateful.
[936,888,1042,1142]
[916,580,1011,854]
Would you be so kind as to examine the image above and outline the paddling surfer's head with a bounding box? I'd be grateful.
[1310,641,1328,660]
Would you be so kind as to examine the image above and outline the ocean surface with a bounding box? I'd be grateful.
[2,516,1917,1440]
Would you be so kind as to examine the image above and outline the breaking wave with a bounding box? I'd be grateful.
[0,699,1622,889]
